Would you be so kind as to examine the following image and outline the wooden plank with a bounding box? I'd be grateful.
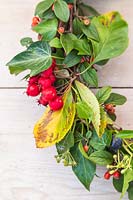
[0,89,132,199]
[0,0,133,87]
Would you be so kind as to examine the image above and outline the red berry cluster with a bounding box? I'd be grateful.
[26,59,64,111]
[105,104,115,114]
[104,170,121,180]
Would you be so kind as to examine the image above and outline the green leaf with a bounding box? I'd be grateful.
[128,182,133,200]
[105,93,127,105]
[96,86,112,104]
[41,8,55,20]
[71,144,96,190]
[78,2,100,16]
[32,18,58,41]
[56,131,74,154]
[35,0,55,17]
[90,130,112,150]
[74,39,91,55]
[34,88,76,148]
[73,18,82,35]
[60,33,76,55]
[54,0,70,22]
[49,37,62,48]
[91,12,128,63]
[80,64,98,87]
[121,170,133,198]
[116,130,133,139]
[6,41,52,76]
[20,37,33,47]
[113,174,124,193]
[76,101,93,120]
[75,81,100,136]
[88,150,113,166]
[63,50,82,68]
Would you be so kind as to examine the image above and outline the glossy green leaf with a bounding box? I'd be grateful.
[56,131,74,154]
[88,150,113,166]
[128,182,133,200]
[96,86,112,104]
[91,12,128,63]
[121,170,133,198]
[113,174,124,193]
[71,144,96,190]
[78,2,100,16]
[6,41,52,76]
[54,0,70,22]
[116,130,133,139]
[74,39,91,55]
[49,37,62,48]
[35,0,55,17]
[32,18,58,41]
[60,33,76,55]
[75,81,100,136]
[105,93,127,105]
[63,50,82,68]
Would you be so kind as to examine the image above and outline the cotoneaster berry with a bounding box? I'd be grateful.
[49,96,63,111]
[68,4,73,10]
[26,84,40,97]
[83,145,89,152]
[104,171,111,180]
[42,87,57,101]
[58,27,65,34]
[113,171,121,179]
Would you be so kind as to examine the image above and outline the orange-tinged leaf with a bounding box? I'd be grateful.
[34,88,76,148]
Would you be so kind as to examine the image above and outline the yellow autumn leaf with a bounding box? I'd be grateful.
[34,88,76,148]
[75,80,100,136]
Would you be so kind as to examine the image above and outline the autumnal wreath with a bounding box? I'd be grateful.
[6,0,133,199]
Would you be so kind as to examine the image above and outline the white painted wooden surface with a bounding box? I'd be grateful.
[0,0,132,199]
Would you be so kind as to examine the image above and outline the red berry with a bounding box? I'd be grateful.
[26,84,40,97]
[28,75,39,85]
[49,96,64,111]
[83,145,89,152]
[41,67,53,78]
[42,87,57,101]
[32,16,40,24]
[104,171,111,180]
[113,171,121,179]
[51,59,56,69]
[31,22,38,27]
[68,4,73,10]
[105,104,113,111]
[80,57,86,63]
[58,27,65,34]
[38,77,52,89]
[49,74,56,84]
[108,107,115,114]
[38,96,48,106]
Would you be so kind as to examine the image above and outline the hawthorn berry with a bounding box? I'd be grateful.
[113,171,121,179]
[49,96,63,111]
[38,77,52,89]
[51,58,56,69]
[38,96,48,106]
[104,171,111,180]
[42,87,57,101]
[28,75,39,84]
[41,67,53,78]
[49,74,56,84]
[58,27,65,34]
[83,145,89,152]
[26,84,40,97]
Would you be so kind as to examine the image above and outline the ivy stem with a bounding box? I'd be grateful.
[52,56,64,60]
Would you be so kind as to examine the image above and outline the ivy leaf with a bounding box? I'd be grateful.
[71,144,96,190]
[75,81,100,136]
[54,0,70,22]
[35,0,55,17]
[96,86,112,104]
[105,93,127,105]
[76,101,93,120]
[56,131,74,154]
[116,130,133,139]
[60,33,76,55]
[80,64,98,87]
[88,150,113,166]
[78,2,100,16]
[6,41,52,76]
[34,88,76,148]
[32,18,58,41]
[121,170,133,198]
[91,12,128,63]
[63,50,82,68]
[49,37,62,48]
